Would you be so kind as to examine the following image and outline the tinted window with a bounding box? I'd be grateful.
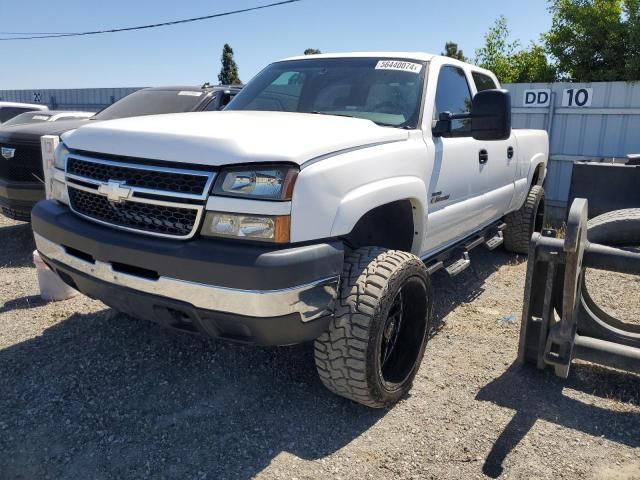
[227,58,427,128]
[472,72,497,92]
[0,107,35,123]
[434,66,472,134]
[93,90,206,121]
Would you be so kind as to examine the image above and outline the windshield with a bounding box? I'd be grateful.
[226,58,427,128]
[93,89,206,121]
[3,112,52,127]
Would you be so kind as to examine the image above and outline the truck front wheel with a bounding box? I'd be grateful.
[504,185,545,254]
[314,247,432,408]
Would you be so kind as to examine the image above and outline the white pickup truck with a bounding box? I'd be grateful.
[32,53,548,408]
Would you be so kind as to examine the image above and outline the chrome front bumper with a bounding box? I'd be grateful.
[34,233,339,322]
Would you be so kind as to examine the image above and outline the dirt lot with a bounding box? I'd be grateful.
[1,214,639,480]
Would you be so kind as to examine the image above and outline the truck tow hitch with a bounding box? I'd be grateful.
[518,198,640,377]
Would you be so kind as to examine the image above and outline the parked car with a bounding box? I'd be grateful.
[1,110,93,128]
[0,102,48,124]
[32,53,548,407]
[0,84,241,220]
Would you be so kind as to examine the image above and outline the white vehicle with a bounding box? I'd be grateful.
[0,102,48,124]
[32,53,548,407]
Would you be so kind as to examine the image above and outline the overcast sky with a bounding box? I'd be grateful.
[0,0,552,89]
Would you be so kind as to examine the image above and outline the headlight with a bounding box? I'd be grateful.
[54,142,70,170]
[212,165,298,200]
[201,211,290,243]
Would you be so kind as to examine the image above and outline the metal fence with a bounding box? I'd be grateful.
[0,87,141,112]
[1,81,639,220]
[505,81,640,221]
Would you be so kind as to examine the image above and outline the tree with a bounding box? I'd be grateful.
[475,16,556,83]
[304,48,322,55]
[545,0,639,81]
[442,42,467,62]
[218,44,242,85]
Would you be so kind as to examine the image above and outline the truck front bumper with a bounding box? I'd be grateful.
[0,179,44,221]
[31,201,344,346]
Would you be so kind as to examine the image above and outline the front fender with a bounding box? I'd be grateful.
[330,176,428,254]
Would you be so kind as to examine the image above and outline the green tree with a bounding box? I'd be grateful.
[475,16,556,83]
[623,0,640,79]
[218,44,242,85]
[545,0,635,81]
[442,42,467,62]
[304,48,322,55]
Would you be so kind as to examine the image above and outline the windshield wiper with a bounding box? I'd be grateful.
[308,111,356,119]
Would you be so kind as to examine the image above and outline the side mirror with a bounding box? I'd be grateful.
[432,89,512,141]
[471,89,511,141]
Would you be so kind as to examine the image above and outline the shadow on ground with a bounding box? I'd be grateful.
[0,221,35,268]
[477,362,640,478]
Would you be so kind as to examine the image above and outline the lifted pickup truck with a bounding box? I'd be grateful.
[32,53,548,407]
[0,85,240,221]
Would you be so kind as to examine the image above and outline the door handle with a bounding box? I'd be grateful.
[479,150,489,165]
[507,146,514,159]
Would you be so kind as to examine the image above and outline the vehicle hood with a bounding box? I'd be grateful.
[61,111,409,166]
[0,118,91,144]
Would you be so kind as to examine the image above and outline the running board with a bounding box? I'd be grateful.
[484,232,504,251]
[445,252,471,277]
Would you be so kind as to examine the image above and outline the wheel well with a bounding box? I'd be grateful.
[342,200,415,252]
[531,163,545,187]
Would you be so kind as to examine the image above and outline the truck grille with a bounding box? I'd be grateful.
[64,152,215,239]
[67,157,209,195]
[0,143,43,182]
[68,187,199,237]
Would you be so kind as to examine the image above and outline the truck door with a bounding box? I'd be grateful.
[471,71,518,221]
[422,65,489,253]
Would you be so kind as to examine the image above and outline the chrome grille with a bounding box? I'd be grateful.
[64,152,215,239]
[67,157,209,195]
[68,187,199,237]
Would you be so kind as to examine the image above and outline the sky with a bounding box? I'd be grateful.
[0,0,552,90]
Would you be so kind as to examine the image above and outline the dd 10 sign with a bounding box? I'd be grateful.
[562,87,593,107]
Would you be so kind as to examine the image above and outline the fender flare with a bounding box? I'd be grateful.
[528,153,548,186]
[330,176,428,253]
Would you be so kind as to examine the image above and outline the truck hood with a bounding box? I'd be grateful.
[0,118,90,144]
[61,111,409,166]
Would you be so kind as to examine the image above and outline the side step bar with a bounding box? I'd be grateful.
[424,221,507,277]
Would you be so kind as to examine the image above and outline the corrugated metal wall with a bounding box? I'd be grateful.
[0,87,141,112]
[1,82,638,220]
[505,81,640,220]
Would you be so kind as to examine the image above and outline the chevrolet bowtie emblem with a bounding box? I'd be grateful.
[1,147,16,160]
[98,180,132,203]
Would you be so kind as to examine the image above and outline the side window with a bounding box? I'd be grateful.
[472,72,497,92]
[434,66,472,134]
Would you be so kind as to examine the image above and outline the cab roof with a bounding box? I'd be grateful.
[282,52,437,62]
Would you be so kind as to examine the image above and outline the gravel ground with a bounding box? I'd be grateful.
[1,215,639,480]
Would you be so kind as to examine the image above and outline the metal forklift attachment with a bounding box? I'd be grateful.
[518,198,640,377]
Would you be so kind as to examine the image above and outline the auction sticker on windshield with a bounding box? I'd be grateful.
[375,60,423,74]
[178,91,203,97]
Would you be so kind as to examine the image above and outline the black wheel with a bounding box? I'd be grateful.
[504,185,545,254]
[314,247,432,408]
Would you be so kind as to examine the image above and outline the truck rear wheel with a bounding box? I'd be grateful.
[504,185,545,254]
[314,247,432,408]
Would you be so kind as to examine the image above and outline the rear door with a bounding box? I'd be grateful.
[471,71,518,221]
[422,65,489,253]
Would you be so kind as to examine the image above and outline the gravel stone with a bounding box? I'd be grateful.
[0,215,639,479]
